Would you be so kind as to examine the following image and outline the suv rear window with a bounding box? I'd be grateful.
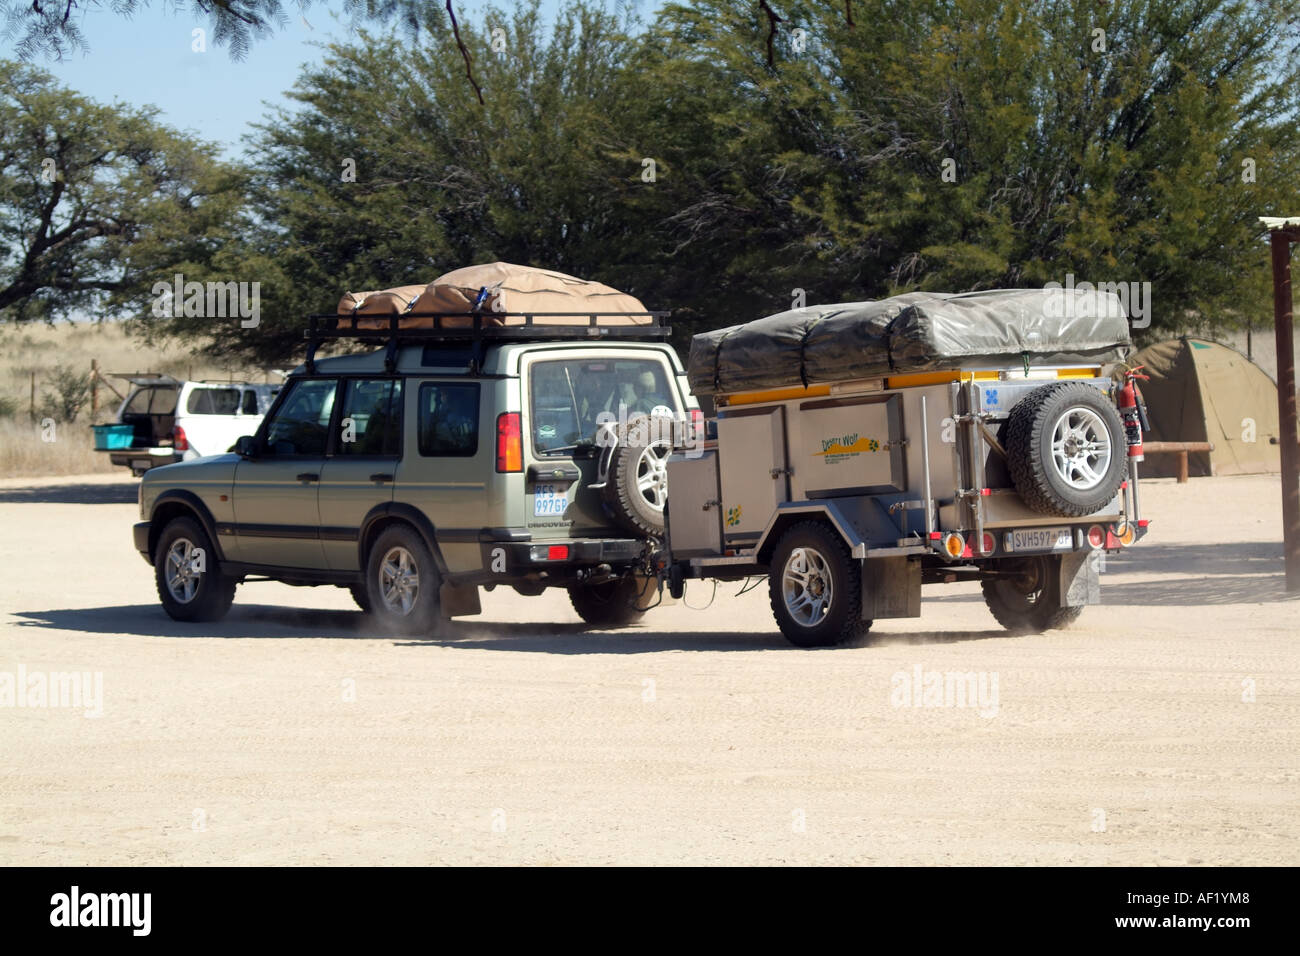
[418,383,479,457]
[123,386,178,415]
[529,358,675,455]
[186,388,241,415]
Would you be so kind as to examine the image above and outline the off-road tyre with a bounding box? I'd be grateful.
[154,516,237,622]
[569,576,647,628]
[767,521,872,648]
[603,414,671,538]
[1004,382,1126,517]
[365,525,443,636]
[981,555,1084,634]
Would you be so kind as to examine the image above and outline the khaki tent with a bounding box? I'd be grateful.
[337,262,650,329]
[1130,337,1280,477]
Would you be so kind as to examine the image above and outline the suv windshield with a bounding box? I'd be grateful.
[530,357,674,455]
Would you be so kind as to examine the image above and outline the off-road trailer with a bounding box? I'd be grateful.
[656,362,1148,647]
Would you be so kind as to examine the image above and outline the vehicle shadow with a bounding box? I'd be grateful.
[0,481,137,504]
[11,605,1013,650]
[11,603,368,639]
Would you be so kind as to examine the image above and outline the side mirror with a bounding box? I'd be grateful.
[233,435,257,458]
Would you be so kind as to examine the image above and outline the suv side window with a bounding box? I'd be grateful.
[418,383,479,457]
[186,388,240,415]
[262,378,337,456]
[241,389,259,415]
[529,358,675,455]
[336,379,403,456]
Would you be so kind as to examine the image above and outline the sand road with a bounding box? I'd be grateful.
[1,473,1296,865]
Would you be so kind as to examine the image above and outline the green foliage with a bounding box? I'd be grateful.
[0,394,17,419]
[0,62,248,326]
[49,0,1300,364]
[38,363,91,423]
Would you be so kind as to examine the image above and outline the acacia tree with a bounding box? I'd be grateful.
[0,62,245,323]
[166,0,653,363]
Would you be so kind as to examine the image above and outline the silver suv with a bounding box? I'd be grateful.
[133,315,699,633]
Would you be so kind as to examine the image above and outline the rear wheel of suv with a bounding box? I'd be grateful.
[365,526,442,635]
[568,576,646,628]
[154,516,236,622]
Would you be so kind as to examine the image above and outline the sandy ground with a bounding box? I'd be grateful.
[0,473,1297,866]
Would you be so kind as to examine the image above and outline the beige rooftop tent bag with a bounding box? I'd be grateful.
[337,263,650,329]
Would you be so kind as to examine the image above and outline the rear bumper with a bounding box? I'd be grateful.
[108,448,181,471]
[479,536,646,573]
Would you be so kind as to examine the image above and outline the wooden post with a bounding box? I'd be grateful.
[91,359,99,418]
[29,371,35,421]
[1177,450,1189,484]
[1269,228,1300,592]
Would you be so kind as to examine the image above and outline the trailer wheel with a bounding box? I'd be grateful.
[603,414,672,538]
[1004,382,1126,517]
[981,555,1083,634]
[569,576,646,628]
[768,522,872,648]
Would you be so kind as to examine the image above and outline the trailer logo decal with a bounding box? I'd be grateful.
[815,433,880,462]
[725,505,743,527]
[984,388,1000,406]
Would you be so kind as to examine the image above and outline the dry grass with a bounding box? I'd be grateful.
[0,321,272,479]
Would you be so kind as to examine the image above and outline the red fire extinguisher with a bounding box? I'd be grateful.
[1118,366,1150,461]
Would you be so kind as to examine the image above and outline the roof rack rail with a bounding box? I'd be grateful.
[303,311,672,374]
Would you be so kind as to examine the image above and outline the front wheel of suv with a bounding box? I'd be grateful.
[365,526,443,635]
[154,516,236,622]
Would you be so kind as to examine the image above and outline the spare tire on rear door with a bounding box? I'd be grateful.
[1004,381,1126,517]
[603,413,672,538]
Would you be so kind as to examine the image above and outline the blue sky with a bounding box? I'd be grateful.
[26,1,658,161]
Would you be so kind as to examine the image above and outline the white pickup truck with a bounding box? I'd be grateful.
[96,375,279,476]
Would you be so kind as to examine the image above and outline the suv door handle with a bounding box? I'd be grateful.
[296,473,319,482]
[369,473,394,483]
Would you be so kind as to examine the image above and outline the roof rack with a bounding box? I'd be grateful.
[304,311,672,374]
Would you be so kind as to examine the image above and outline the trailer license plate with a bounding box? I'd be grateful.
[1009,527,1073,552]
[132,459,152,471]
[533,483,569,517]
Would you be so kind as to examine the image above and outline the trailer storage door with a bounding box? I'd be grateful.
[717,406,788,543]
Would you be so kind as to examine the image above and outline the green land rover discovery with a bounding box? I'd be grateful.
[133,315,700,634]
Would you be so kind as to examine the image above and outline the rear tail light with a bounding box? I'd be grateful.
[980,532,995,555]
[172,425,188,451]
[943,532,965,557]
[496,412,522,472]
[1086,525,1105,548]
[1113,522,1136,547]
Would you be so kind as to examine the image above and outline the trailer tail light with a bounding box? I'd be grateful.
[943,533,965,557]
[980,532,995,555]
[496,412,522,472]
[172,425,188,451]
[689,408,705,444]
[1086,525,1105,549]
[1113,522,1136,547]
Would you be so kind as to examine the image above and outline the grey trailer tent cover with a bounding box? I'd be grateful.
[687,289,1133,396]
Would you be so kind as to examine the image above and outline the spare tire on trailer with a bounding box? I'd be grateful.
[1004,381,1127,517]
[603,414,672,538]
